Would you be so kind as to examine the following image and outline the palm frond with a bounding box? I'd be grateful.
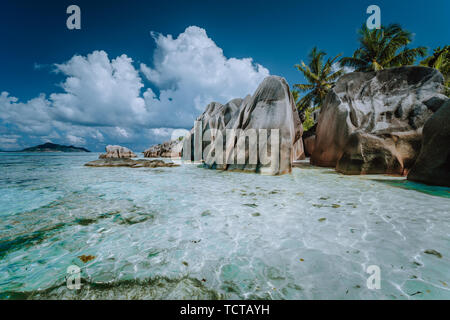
[387,47,427,67]
[340,56,368,71]
[342,23,427,72]
[293,83,315,92]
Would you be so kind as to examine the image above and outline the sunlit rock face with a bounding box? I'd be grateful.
[144,139,183,158]
[182,76,304,175]
[99,145,137,159]
[311,66,448,175]
[408,100,450,187]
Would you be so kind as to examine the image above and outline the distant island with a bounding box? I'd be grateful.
[19,142,90,153]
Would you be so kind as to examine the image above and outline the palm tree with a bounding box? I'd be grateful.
[420,45,449,96]
[340,24,427,72]
[293,47,344,111]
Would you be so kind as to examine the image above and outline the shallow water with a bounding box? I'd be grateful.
[0,152,449,299]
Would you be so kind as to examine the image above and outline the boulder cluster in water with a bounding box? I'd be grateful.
[144,140,183,158]
[85,145,178,168]
[99,145,137,159]
[143,67,450,186]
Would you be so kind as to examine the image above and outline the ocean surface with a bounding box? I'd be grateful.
[0,152,449,299]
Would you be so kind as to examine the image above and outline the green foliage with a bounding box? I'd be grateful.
[293,47,343,129]
[292,89,318,131]
[302,107,318,131]
[293,47,344,110]
[420,45,450,97]
[340,24,427,72]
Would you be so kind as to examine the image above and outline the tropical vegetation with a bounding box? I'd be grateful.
[293,24,448,130]
[340,24,427,72]
[292,47,343,130]
[420,45,450,97]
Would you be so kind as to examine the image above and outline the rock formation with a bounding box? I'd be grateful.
[304,136,316,157]
[182,76,304,175]
[311,66,448,175]
[408,100,450,187]
[99,145,137,159]
[302,124,317,157]
[85,158,179,168]
[144,139,183,158]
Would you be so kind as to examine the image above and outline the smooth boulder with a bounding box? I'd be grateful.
[302,124,316,157]
[311,66,448,175]
[408,100,450,187]
[182,76,304,175]
[304,135,316,157]
[144,139,183,158]
[99,145,137,159]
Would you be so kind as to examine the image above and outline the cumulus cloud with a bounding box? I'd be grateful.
[0,92,53,134]
[141,26,269,127]
[0,26,270,151]
[50,51,146,127]
[0,134,21,150]
[115,127,131,138]
[66,134,86,146]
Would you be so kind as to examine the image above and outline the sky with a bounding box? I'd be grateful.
[0,0,449,151]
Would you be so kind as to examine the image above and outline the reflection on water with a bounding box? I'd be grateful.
[0,153,449,300]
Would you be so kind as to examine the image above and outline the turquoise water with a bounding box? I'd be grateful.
[0,152,449,299]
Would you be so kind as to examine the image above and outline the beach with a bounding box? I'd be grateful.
[1,152,449,299]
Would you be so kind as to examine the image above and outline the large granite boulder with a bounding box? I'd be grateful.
[182,97,245,161]
[311,66,448,175]
[408,100,450,187]
[99,145,137,159]
[304,136,316,157]
[144,139,183,158]
[182,76,304,175]
[302,124,317,157]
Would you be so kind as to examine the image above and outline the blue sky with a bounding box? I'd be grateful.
[0,0,449,151]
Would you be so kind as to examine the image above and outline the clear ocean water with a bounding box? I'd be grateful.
[0,152,449,299]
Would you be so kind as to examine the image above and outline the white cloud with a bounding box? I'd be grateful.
[66,134,86,145]
[149,128,172,137]
[0,92,53,134]
[0,134,21,149]
[115,127,130,138]
[0,135,19,144]
[0,26,271,151]
[141,26,269,127]
[50,51,146,127]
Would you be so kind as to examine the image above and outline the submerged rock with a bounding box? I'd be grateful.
[408,100,450,187]
[84,158,179,168]
[423,249,443,258]
[311,66,448,175]
[78,255,96,263]
[99,145,137,159]
[183,76,304,175]
[144,139,183,158]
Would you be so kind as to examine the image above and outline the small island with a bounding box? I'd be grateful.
[19,142,90,153]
